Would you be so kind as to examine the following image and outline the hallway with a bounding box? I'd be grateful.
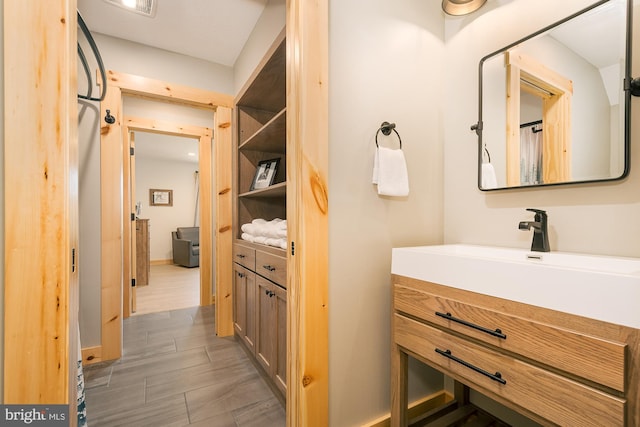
[83,305,285,426]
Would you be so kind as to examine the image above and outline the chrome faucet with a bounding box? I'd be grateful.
[518,208,550,252]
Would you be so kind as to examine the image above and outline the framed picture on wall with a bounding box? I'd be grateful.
[150,189,173,206]
[250,158,279,190]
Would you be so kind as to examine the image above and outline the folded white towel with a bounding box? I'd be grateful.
[373,146,409,197]
[481,163,498,189]
[242,219,288,246]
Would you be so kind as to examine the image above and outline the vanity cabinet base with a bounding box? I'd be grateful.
[391,274,640,427]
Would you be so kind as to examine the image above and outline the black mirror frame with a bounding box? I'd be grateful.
[474,0,633,191]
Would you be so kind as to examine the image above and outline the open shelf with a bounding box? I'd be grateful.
[239,181,287,199]
[239,108,286,153]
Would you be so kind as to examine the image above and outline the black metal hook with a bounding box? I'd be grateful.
[375,121,402,148]
[104,109,116,124]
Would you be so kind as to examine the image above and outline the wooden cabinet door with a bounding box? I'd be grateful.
[274,285,287,395]
[257,277,276,374]
[233,264,256,353]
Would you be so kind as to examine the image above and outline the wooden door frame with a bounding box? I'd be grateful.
[94,70,234,362]
[4,1,79,413]
[122,116,213,318]
[505,51,573,185]
[286,1,330,424]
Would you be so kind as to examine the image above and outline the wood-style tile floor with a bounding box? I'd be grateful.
[83,305,285,426]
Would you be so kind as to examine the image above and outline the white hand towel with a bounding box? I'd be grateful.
[373,146,409,196]
[481,163,498,189]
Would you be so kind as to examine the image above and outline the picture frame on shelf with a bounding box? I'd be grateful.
[149,189,173,206]
[250,158,279,190]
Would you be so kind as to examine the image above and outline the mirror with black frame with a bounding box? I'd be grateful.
[476,0,633,190]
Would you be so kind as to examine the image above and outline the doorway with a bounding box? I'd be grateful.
[130,131,203,315]
[95,69,234,363]
[122,117,213,319]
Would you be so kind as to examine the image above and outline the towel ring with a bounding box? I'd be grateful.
[376,121,402,149]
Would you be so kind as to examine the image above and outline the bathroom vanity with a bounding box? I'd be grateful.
[390,245,640,426]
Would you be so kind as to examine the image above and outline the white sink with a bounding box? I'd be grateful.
[391,244,640,328]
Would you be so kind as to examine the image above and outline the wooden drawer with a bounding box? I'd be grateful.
[393,279,626,392]
[394,314,625,427]
[256,249,286,287]
[233,242,256,270]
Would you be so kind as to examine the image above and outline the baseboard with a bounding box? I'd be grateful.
[150,259,173,265]
[81,345,103,366]
[362,390,453,427]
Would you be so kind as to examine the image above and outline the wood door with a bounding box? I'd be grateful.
[130,132,137,313]
[274,284,287,395]
[233,264,257,353]
[256,278,276,374]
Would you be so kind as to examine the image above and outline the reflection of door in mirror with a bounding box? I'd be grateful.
[506,51,572,186]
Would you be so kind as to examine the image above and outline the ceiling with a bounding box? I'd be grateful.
[78,0,267,164]
[77,0,268,66]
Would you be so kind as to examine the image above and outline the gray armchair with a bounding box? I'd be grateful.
[172,227,200,267]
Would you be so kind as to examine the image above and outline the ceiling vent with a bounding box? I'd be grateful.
[103,0,157,17]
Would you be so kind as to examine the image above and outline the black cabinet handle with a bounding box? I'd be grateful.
[435,348,506,384]
[264,289,275,297]
[237,272,245,278]
[262,265,276,272]
[236,254,246,259]
[435,311,506,339]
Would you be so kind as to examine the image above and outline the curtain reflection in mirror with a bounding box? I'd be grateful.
[520,122,543,185]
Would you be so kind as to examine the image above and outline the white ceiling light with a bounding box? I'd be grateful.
[442,0,487,16]
[103,0,157,17]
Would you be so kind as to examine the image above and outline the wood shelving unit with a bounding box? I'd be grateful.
[232,30,288,401]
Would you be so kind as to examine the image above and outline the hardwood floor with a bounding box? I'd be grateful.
[134,264,200,316]
[83,299,285,426]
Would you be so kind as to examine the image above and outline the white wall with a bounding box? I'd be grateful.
[92,33,234,94]
[328,0,446,424]
[135,155,199,261]
[443,0,640,258]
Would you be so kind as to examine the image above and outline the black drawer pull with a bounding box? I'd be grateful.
[435,348,506,385]
[236,254,246,259]
[237,272,245,278]
[262,265,276,272]
[264,290,275,297]
[435,311,506,339]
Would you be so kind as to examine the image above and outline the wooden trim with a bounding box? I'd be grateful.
[100,84,124,361]
[215,107,234,336]
[81,346,103,366]
[505,51,572,185]
[150,259,173,266]
[106,70,234,109]
[505,63,521,186]
[508,51,573,95]
[4,0,78,411]
[287,0,330,424]
[123,129,133,319]
[364,391,452,427]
